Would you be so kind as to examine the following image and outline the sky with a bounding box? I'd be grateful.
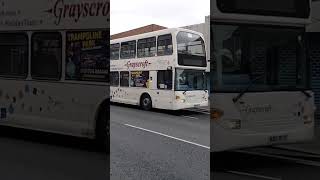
[111,0,210,35]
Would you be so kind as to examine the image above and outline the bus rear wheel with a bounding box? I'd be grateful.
[140,94,152,111]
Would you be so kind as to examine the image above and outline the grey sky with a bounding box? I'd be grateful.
[111,0,210,35]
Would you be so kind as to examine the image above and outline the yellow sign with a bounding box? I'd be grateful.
[68,31,102,42]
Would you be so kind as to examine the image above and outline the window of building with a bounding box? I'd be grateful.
[157,70,172,89]
[0,33,28,78]
[120,71,130,87]
[32,32,62,80]
[111,43,120,60]
[157,34,173,56]
[137,37,156,58]
[130,71,149,87]
[121,41,136,59]
[110,72,119,86]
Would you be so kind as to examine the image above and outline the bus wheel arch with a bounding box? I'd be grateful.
[94,98,110,152]
[140,93,152,110]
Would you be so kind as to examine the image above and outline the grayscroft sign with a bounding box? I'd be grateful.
[0,0,110,30]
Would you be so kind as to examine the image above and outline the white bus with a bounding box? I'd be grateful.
[211,0,316,152]
[0,0,110,150]
[110,28,208,110]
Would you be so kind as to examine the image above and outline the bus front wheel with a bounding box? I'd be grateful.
[95,101,110,153]
[140,94,152,111]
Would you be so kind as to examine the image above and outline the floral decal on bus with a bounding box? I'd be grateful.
[0,84,67,119]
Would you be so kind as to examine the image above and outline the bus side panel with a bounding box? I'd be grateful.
[110,87,140,105]
[110,87,174,110]
[151,90,174,110]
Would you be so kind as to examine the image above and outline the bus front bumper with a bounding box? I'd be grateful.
[172,101,208,110]
[211,123,315,152]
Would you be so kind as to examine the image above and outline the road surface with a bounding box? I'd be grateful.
[0,126,109,180]
[212,147,320,180]
[110,103,210,180]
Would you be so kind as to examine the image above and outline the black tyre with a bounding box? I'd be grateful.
[140,94,152,111]
[95,101,110,154]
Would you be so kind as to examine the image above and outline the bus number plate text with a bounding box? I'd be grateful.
[269,135,288,143]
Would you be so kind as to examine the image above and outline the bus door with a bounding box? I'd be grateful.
[148,71,157,90]
[153,70,174,109]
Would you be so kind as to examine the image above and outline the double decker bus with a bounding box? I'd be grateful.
[110,28,208,110]
[0,0,110,150]
[211,0,316,152]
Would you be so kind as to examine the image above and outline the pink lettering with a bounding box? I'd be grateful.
[125,60,151,69]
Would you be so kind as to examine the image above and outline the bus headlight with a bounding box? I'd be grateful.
[303,115,313,124]
[211,108,224,121]
[176,96,186,103]
[301,103,314,125]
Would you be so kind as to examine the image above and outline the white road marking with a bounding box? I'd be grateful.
[186,109,210,115]
[124,124,210,150]
[182,115,199,119]
[234,150,320,167]
[226,170,282,180]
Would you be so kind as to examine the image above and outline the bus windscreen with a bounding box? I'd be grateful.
[177,32,206,67]
[217,0,310,18]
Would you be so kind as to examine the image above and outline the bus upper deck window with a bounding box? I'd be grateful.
[138,37,156,58]
[111,43,120,60]
[157,34,173,56]
[121,41,136,59]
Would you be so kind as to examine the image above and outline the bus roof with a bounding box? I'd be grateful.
[0,0,109,31]
[111,28,204,44]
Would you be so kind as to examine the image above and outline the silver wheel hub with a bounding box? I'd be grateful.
[143,98,150,106]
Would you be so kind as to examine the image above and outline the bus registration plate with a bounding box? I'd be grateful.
[194,104,200,107]
[269,135,288,143]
